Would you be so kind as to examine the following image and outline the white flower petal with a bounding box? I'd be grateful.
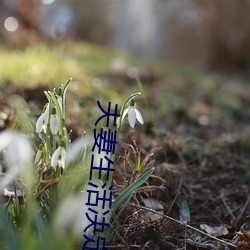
[135,109,144,125]
[54,179,111,240]
[36,104,50,134]
[55,195,83,234]
[44,104,50,118]
[51,147,67,169]
[0,131,33,191]
[36,113,45,133]
[61,148,67,160]
[122,107,129,121]
[60,148,67,169]
[50,114,59,135]
[122,102,144,128]
[41,122,48,133]
[5,133,32,170]
[128,107,136,128]
[0,130,13,151]
[35,150,42,164]
[51,147,61,168]
[58,159,64,169]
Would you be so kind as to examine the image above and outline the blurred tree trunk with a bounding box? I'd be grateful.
[15,0,42,45]
[161,0,250,71]
[204,0,250,71]
[69,0,114,44]
[16,0,41,31]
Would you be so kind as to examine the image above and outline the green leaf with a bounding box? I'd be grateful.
[112,167,154,211]
[0,208,21,250]
[32,209,46,237]
[62,78,72,98]
[179,199,191,222]
[111,192,133,225]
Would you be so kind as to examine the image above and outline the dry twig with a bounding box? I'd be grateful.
[129,203,238,249]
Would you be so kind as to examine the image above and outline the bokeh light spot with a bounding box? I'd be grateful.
[4,17,19,32]
[41,0,55,5]
[50,24,66,40]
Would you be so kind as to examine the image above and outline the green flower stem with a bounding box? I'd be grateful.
[63,127,70,150]
[107,92,141,187]
[44,94,53,164]
[113,92,141,161]
[61,78,72,126]
[52,134,56,152]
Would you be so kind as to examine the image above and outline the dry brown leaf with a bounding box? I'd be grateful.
[200,224,229,237]
[237,231,250,248]
[142,198,164,211]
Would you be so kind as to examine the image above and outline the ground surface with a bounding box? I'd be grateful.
[109,72,250,249]
[0,43,250,249]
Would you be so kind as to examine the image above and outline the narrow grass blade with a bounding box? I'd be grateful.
[0,208,21,250]
[111,192,133,225]
[112,167,154,211]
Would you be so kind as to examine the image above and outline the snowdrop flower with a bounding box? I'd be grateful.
[51,143,67,169]
[36,103,50,133]
[54,179,111,240]
[122,99,144,128]
[50,106,59,135]
[0,130,33,190]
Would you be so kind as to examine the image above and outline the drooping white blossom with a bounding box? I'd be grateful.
[50,106,59,135]
[51,145,67,169]
[36,103,50,133]
[35,144,43,164]
[122,99,144,128]
[0,130,33,190]
[54,179,111,240]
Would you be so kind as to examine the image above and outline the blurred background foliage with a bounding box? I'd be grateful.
[1,0,250,72]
